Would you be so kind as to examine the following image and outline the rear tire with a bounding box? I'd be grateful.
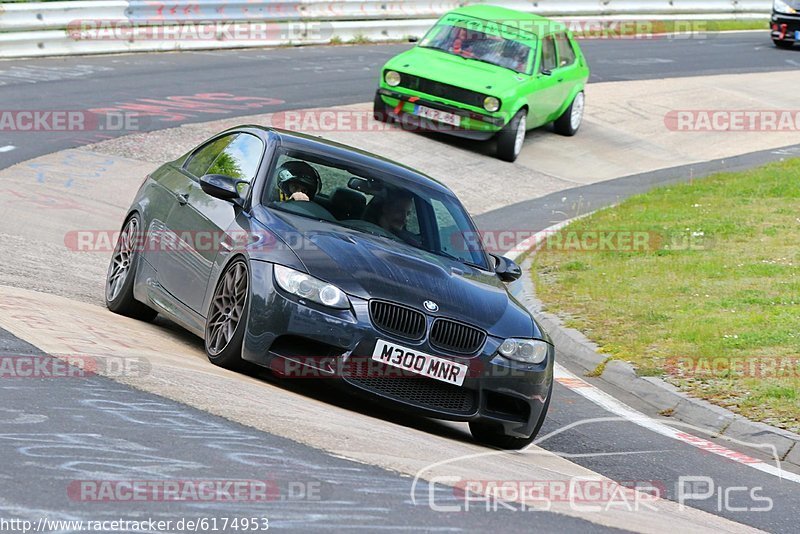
[496,109,527,162]
[469,382,552,449]
[204,259,250,371]
[774,39,794,49]
[105,214,157,322]
[553,91,585,136]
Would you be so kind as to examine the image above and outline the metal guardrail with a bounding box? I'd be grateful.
[0,0,772,58]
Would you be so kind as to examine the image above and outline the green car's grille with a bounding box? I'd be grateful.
[397,74,487,109]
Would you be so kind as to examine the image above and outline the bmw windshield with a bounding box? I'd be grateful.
[263,147,490,270]
[418,16,535,74]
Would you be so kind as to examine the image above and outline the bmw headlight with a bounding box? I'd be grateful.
[385,70,401,87]
[774,0,797,13]
[274,264,350,309]
[483,96,501,112]
[498,338,549,364]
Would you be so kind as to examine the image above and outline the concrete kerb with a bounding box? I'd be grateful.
[508,220,800,469]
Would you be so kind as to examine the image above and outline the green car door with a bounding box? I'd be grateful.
[527,32,565,127]
[551,31,586,117]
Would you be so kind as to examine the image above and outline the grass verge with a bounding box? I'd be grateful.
[531,159,800,432]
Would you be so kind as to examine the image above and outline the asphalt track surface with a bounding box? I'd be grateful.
[1,31,800,532]
[1,31,799,168]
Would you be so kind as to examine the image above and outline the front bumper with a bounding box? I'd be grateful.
[376,88,507,141]
[243,260,553,438]
[771,12,800,41]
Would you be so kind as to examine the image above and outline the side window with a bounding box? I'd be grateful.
[540,35,557,73]
[185,134,237,178]
[555,33,576,67]
[206,133,263,183]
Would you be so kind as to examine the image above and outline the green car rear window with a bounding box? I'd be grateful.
[419,15,536,75]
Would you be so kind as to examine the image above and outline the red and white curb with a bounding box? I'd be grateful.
[553,365,800,484]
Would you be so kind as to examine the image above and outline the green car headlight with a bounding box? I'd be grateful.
[274,264,350,309]
[483,96,501,112]
[498,338,549,364]
[385,70,402,87]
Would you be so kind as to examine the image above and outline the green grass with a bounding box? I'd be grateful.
[532,159,800,432]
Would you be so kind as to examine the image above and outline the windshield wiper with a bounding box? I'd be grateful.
[435,249,484,271]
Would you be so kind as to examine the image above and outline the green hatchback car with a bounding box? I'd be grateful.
[374,5,590,162]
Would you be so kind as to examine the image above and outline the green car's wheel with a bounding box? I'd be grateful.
[553,91,585,137]
[105,213,158,322]
[496,109,527,162]
[373,92,392,123]
[773,39,794,49]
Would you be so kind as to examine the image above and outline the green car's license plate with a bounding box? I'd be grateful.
[412,104,461,127]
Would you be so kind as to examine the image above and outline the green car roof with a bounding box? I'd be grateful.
[447,4,567,35]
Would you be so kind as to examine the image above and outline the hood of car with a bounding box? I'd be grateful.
[385,47,528,97]
[252,207,536,339]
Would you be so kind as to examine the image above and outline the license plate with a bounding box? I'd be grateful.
[371,339,468,386]
[412,105,461,127]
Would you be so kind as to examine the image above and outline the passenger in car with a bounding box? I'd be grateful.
[364,190,421,246]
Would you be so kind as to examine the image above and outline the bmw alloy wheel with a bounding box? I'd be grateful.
[206,261,248,356]
[106,216,139,302]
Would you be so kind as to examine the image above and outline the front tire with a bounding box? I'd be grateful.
[774,39,794,49]
[204,259,249,370]
[496,109,527,162]
[469,382,552,449]
[373,92,391,123]
[105,214,157,321]
[553,91,585,136]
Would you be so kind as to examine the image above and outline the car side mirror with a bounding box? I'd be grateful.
[490,253,522,282]
[200,174,246,204]
[540,69,552,76]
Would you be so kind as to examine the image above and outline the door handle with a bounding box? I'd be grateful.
[176,192,189,206]
[557,77,564,82]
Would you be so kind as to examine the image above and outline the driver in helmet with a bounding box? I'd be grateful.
[277,160,321,202]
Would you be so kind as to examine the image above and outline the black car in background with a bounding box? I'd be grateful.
[772,0,800,47]
[105,126,554,448]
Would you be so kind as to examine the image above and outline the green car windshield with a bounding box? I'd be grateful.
[419,17,535,75]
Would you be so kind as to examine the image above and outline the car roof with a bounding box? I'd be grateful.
[447,5,566,34]
[235,125,456,196]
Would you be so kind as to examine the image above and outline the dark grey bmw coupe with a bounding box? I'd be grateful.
[105,126,554,448]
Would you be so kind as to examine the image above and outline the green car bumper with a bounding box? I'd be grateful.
[376,88,507,140]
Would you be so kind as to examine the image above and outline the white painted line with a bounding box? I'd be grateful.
[508,222,800,485]
[0,145,16,153]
